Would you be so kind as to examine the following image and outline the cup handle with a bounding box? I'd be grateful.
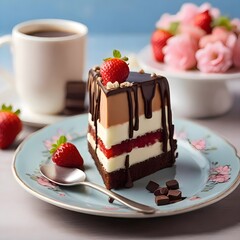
[0,34,14,86]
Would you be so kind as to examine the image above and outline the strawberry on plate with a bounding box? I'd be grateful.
[194,10,212,34]
[151,29,173,62]
[50,135,84,170]
[100,49,130,85]
[0,104,22,149]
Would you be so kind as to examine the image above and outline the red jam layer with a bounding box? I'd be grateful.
[88,125,163,159]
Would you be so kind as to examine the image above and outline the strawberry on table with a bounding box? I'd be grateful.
[0,104,22,149]
[100,49,130,85]
[194,10,212,34]
[50,135,84,170]
[151,29,173,62]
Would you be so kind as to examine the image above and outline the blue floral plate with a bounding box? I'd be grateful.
[12,114,240,218]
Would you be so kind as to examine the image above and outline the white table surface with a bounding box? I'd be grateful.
[0,34,240,240]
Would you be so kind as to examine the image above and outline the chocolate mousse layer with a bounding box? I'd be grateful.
[88,71,163,128]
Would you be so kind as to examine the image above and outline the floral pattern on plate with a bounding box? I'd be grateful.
[13,114,240,218]
[26,128,86,196]
[175,128,232,200]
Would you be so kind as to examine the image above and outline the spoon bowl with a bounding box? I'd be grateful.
[40,164,156,214]
[40,164,86,186]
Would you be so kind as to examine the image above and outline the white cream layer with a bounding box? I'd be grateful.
[88,133,164,172]
[88,108,169,148]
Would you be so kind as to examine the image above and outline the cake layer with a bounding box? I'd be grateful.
[88,142,176,189]
[98,82,162,128]
[88,108,168,148]
[88,133,168,172]
[96,129,163,158]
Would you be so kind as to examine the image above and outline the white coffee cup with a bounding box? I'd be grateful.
[0,19,88,114]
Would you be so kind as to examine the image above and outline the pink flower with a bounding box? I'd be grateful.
[177,3,199,24]
[44,129,73,150]
[213,165,231,175]
[199,3,220,19]
[179,25,206,41]
[209,165,231,183]
[163,34,198,70]
[156,3,220,30]
[37,176,56,188]
[189,195,201,201]
[191,139,206,150]
[156,13,179,29]
[174,130,187,140]
[209,174,230,183]
[177,3,220,25]
[233,36,240,68]
[231,18,240,33]
[199,27,237,50]
[196,41,233,73]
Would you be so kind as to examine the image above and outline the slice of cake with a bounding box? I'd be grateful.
[87,50,177,189]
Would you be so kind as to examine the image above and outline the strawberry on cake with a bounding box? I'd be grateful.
[87,50,177,189]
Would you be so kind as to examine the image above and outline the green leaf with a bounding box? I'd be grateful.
[49,135,67,155]
[121,56,129,62]
[212,16,233,31]
[1,104,20,115]
[168,21,180,35]
[14,109,21,115]
[59,135,67,144]
[113,49,121,58]
[103,57,112,61]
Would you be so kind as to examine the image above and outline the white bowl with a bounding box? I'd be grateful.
[138,45,240,118]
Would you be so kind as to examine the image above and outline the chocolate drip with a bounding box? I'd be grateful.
[87,73,94,121]
[126,90,134,138]
[94,86,101,145]
[126,85,139,139]
[140,82,156,118]
[88,69,101,149]
[124,155,133,188]
[133,85,139,131]
[157,77,174,157]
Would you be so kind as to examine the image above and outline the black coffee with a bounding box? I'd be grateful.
[26,30,76,38]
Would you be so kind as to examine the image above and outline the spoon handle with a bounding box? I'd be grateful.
[80,181,156,214]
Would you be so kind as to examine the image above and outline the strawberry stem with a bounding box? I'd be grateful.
[1,104,21,115]
[50,135,67,154]
[103,49,129,62]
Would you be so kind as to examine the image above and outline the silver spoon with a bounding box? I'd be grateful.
[40,164,156,214]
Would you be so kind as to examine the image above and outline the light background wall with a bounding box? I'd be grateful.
[0,0,239,34]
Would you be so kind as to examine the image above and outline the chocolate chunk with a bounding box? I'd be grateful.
[155,195,170,205]
[166,179,179,190]
[108,197,114,203]
[167,190,182,200]
[146,180,159,193]
[64,81,86,114]
[154,187,169,196]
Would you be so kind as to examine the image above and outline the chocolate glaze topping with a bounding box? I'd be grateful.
[88,70,175,165]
